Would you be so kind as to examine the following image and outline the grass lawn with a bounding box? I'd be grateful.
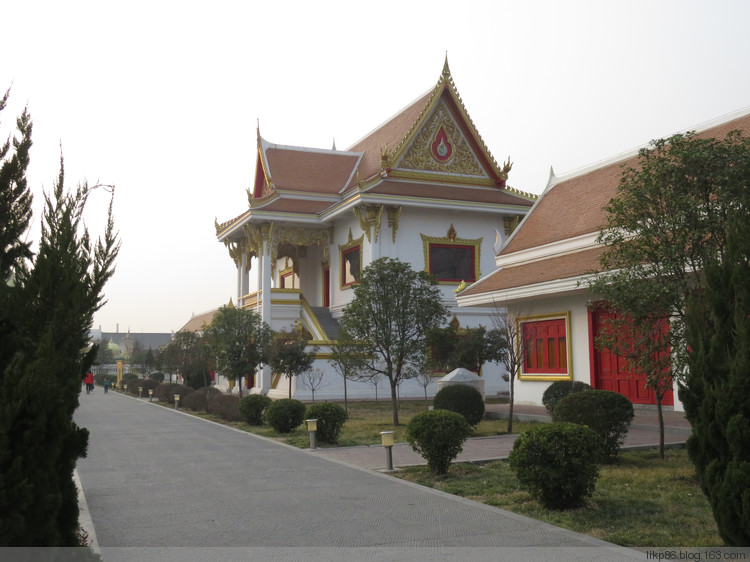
[395,449,723,548]
[183,397,536,448]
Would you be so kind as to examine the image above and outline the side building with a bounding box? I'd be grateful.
[215,60,537,400]
[456,107,750,411]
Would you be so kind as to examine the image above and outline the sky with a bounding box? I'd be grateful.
[3,0,750,334]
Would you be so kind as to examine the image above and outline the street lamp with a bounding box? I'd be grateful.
[306,419,318,450]
[174,394,180,410]
[148,389,154,402]
[138,385,143,398]
[380,431,394,471]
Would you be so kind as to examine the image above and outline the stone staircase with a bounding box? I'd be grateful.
[309,306,341,340]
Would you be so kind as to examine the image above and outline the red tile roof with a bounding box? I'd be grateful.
[459,108,750,301]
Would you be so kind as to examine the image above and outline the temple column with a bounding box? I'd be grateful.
[257,224,274,394]
[241,253,248,297]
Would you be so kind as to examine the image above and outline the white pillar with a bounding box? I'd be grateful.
[240,253,249,297]
[258,227,273,394]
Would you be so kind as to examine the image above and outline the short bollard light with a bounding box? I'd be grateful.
[380,430,394,471]
[138,385,143,398]
[174,394,180,410]
[306,419,318,450]
[148,388,154,402]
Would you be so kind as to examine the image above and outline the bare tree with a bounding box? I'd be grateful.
[300,368,327,403]
[367,372,384,402]
[491,301,531,433]
[415,369,435,401]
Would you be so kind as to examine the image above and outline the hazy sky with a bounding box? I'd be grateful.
[3,0,750,333]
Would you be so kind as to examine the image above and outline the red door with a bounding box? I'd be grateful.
[589,308,673,406]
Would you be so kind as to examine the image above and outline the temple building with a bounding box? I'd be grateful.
[456,107,750,411]
[215,60,536,399]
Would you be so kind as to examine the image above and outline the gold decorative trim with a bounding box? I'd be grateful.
[398,101,486,177]
[352,204,384,243]
[339,232,364,289]
[420,225,482,285]
[516,311,574,381]
[504,216,521,237]
[387,206,402,243]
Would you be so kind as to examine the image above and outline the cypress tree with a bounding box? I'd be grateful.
[681,214,750,546]
[0,91,119,546]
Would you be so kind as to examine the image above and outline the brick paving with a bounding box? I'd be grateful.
[73,392,645,561]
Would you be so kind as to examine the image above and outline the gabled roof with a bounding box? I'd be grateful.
[457,108,750,305]
[179,308,220,333]
[216,59,536,241]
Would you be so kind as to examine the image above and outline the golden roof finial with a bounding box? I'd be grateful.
[443,51,451,79]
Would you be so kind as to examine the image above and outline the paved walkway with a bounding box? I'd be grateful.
[74,393,644,561]
[312,402,691,471]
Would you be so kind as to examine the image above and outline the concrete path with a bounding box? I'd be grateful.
[74,393,643,561]
[313,402,690,471]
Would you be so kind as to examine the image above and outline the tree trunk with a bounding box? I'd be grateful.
[343,376,348,413]
[390,381,400,425]
[288,374,292,399]
[507,374,515,433]
[657,394,665,459]
[238,376,243,397]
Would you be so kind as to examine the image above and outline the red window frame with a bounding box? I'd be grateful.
[522,318,568,374]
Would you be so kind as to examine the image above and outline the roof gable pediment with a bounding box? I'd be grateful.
[379,60,512,188]
[393,98,492,182]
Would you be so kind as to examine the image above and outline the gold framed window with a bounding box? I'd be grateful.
[421,225,481,284]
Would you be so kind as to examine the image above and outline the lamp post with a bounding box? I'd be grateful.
[380,431,394,471]
[174,394,180,410]
[148,389,154,402]
[306,419,318,450]
[138,385,143,398]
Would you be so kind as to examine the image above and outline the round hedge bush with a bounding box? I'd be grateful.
[552,389,634,462]
[264,399,306,433]
[182,386,224,412]
[406,409,472,475]
[306,402,348,444]
[542,380,592,415]
[154,383,194,404]
[239,394,272,425]
[509,422,602,510]
[206,394,242,422]
[432,384,485,426]
[120,373,140,390]
[149,372,165,383]
[127,378,159,397]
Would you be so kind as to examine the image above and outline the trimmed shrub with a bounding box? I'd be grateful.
[182,386,224,412]
[93,373,116,387]
[149,372,165,383]
[542,380,592,415]
[552,389,634,462]
[432,384,485,426]
[264,399,306,433]
[126,378,159,397]
[509,422,602,510]
[121,372,140,390]
[154,383,194,404]
[306,402,348,444]
[406,409,472,475]
[206,394,242,422]
[238,394,272,425]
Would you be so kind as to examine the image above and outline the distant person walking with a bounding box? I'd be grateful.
[84,372,95,394]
